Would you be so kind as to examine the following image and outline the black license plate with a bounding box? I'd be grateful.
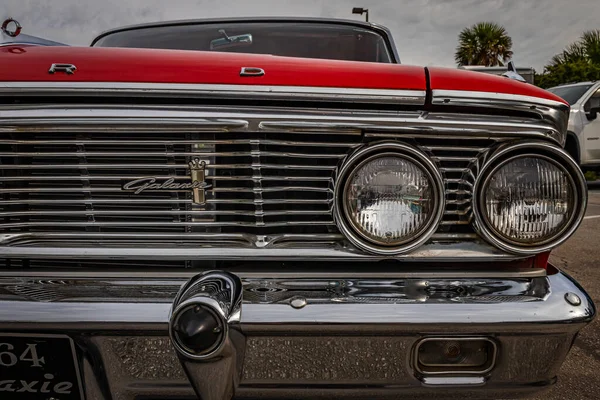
[0,334,84,400]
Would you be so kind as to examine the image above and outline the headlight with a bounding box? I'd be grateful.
[345,157,433,244]
[335,142,444,255]
[474,142,587,254]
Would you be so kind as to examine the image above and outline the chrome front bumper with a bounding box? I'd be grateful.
[0,266,594,400]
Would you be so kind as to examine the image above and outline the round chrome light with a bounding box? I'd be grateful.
[474,142,587,254]
[335,142,444,255]
[344,156,433,244]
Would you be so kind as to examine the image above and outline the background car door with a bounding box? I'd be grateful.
[582,88,600,163]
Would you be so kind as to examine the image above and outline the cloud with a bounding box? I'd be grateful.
[3,0,599,71]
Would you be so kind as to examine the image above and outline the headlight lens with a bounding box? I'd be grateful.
[481,155,577,247]
[344,156,435,246]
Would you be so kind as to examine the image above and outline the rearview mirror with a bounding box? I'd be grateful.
[210,30,253,50]
[586,106,600,121]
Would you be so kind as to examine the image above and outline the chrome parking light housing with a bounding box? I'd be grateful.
[413,337,498,376]
[334,142,445,255]
[473,141,587,255]
[169,270,242,361]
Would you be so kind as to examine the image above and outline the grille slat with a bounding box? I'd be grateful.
[0,163,340,170]
[0,210,334,217]
[0,198,332,205]
[0,187,334,194]
[0,130,492,245]
[0,139,362,147]
[0,175,335,182]
[0,221,335,228]
[0,151,349,158]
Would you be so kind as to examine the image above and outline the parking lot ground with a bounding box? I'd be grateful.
[530,190,600,399]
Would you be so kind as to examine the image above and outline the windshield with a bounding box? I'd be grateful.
[93,22,392,63]
[547,84,593,105]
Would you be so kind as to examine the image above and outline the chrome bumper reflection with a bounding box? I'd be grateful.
[0,267,594,400]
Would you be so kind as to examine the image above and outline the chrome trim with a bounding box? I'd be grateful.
[0,268,592,399]
[0,241,520,261]
[0,221,337,229]
[0,105,564,145]
[481,153,578,246]
[431,89,570,145]
[472,141,588,255]
[0,175,334,183]
[0,163,339,171]
[334,142,445,255]
[170,271,242,359]
[413,337,498,376]
[502,61,527,83]
[0,151,348,158]
[0,104,569,258]
[240,67,265,77]
[432,90,567,108]
[0,42,54,47]
[0,269,592,327]
[422,376,486,386]
[48,63,77,75]
[0,82,426,105]
[0,197,333,204]
[0,209,333,218]
[0,232,342,246]
[168,271,243,400]
[0,268,548,279]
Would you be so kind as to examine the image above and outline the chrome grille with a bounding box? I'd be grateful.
[0,130,492,244]
[419,138,492,237]
[0,131,360,237]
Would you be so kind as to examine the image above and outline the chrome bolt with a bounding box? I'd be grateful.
[290,297,307,309]
[565,292,582,306]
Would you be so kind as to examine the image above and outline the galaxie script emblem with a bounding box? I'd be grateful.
[122,159,212,205]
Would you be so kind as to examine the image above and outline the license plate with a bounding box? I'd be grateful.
[0,334,84,400]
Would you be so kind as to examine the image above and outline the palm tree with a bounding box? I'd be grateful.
[455,22,513,67]
[537,29,600,88]
[582,30,600,64]
[550,30,600,67]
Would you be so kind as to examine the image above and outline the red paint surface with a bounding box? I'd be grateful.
[428,67,568,105]
[0,46,567,105]
[533,251,552,270]
[0,46,426,91]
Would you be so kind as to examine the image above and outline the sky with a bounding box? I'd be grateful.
[3,0,599,71]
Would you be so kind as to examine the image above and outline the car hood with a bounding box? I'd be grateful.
[0,45,426,91]
[0,45,565,105]
[427,66,566,104]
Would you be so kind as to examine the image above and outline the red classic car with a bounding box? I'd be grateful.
[0,17,594,400]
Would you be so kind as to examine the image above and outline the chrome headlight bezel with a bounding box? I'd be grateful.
[473,141,587,255]
[334,142,445,255]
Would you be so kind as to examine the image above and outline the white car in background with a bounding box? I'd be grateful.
[548,81,600,168]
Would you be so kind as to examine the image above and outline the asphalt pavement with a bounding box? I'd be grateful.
[529,186,600,399]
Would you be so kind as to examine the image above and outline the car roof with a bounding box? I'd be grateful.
[549,81,597,89]
[90,17,400,63]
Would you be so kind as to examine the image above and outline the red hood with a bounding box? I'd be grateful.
[0,45,426,91]
[0,45,565,105]
[427,66,566,104]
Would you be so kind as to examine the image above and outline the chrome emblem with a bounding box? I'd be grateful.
[48,64,77,75]
[240,67,265,77]
[1,18,22,38]
[188,158,209,205]
[122,158,212,205]
[502,61,527,83]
